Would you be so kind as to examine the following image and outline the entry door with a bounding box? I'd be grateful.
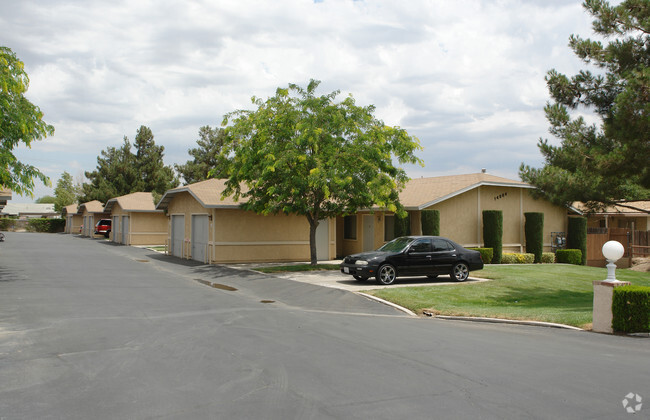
[112,216,120,243]
[362,215,375,252]
[316,219,329,261]
[191,215,209,263]
[171,215,185,258]
[121,216,129,245]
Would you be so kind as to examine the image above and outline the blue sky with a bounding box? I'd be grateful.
[1,0,597,203]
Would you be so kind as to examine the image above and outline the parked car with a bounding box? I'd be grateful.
[340,236,484,285]
[94,219,112,238]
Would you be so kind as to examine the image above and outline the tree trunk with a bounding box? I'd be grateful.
[307,216,319,266]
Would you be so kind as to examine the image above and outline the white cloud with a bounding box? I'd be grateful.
[1,0,599,202]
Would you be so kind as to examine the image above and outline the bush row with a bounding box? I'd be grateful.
[469,248,556,264]
[26,218,66,233]
[556,249,582,265]
[612,286,650,333]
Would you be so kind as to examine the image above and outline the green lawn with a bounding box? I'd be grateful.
[365,265,650,329]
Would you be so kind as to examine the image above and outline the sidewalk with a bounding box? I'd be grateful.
[225,260,489,292]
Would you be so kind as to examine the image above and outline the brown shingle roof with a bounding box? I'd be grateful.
[156,179,246,210]
[104,192,161,213]
[399,173,532,209]
[77,200,105,215]
[157,173,533,212]
[61,204,78,216]
[572,201,650,215]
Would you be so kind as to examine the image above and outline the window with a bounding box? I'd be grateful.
[410,239,432,253]
[344,215,357,240]
[384,215,395,241]
[432,238,453,251]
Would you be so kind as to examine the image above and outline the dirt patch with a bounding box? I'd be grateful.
[629,257,650,272]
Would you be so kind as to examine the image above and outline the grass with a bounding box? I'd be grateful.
[254,264,341,273]
[365,265,650,328]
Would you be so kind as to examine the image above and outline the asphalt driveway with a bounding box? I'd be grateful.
[1,232,649,419]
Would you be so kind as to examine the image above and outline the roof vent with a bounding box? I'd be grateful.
[481,168,486,173]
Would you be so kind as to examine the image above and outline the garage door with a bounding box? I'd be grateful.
[112,216,120,243]
[121,216,129,245]
[171,215,185,258]
[191,214,209,263]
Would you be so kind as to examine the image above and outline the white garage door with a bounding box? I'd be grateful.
[112,216,120,243]
[121,216,129,245]
[191,214,209,263]
[171,215,185,258]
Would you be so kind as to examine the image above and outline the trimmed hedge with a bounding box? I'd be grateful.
[556,249,582,265]
[468,248,493,264]
[0,218,16,230]
[541,252,556,264]
[394,212,411,237]
[26,218,66,233]
[501,253,535,264]
[482,210,503,264]
[421,210,440,236]
[567,216,587,265]
[612,286,650,333]
[524,212,544,263]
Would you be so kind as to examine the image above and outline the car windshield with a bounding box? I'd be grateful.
[377,237,415,252]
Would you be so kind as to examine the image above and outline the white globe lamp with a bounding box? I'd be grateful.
[602,240,625,283]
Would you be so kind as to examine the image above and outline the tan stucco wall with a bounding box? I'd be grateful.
[587,215,648,231]
[339,211,386,257]
[66,214,83,234]
[166,191,334,263]
[338,186,568,257]
[129,212,168,245]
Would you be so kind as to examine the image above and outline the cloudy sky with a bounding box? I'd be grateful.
[2,0,597,203]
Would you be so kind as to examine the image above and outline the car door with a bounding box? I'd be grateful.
[430,238,457,274]
[403,238,434,276]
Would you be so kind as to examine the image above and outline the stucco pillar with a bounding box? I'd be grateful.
[592,280,631,333]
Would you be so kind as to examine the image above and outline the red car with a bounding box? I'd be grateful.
[94,219,112,238]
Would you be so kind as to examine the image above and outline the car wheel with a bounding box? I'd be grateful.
[376,264,397,285]
[353,275,368,282]
[451,262,469,282]
[427,274,439,279]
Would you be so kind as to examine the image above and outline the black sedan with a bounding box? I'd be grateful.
[340,236,484,285]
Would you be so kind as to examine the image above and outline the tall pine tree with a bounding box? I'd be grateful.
[520,0,649,213]
[175,125,229,185]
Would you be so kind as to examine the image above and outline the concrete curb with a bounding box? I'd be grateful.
[430,314,584,330]
[356,293,418,317]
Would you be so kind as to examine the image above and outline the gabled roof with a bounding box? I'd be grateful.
[104,192,162,213]
[77,200,106,215]
[61,204,78,216]
[156,174,535,212]
[399,173,533,210]
[0,203,58,216]
[156,179,246,211]
[572,201,650,216]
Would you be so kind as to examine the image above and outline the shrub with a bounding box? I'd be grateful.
[556,249,582,265]
[541,252,556,264]
[524,212,544,263]
[567,217,587,265]
[612,286,650,333]
[501,253,535,264]
[468,248,493,264]
[394,212,411,237]
[26,218,66,233]
[482,210,503,264]
[0,218,16,230]
[421,210,440,236]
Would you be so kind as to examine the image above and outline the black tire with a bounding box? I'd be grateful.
[353,275,368,282]
[451,262,469,282]
[376,264,397,285]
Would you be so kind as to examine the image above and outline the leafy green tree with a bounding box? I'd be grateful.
[53,171,80,212]
[81,127,178,203]
[175,125,229,185]
[520,0,649,213]
[35,195,56,204]
[0,46,54,196]
[133,125,178,194]
[218,80,422,265]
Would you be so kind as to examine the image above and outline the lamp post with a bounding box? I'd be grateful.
[602,240,625,283]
